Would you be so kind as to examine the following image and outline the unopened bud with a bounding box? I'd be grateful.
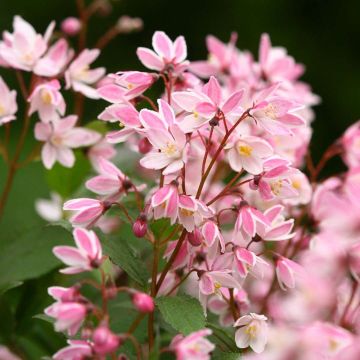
[93,326,120,355]
[138,137,152,154]
[187,228,202,246]
[61,17,82,36]
[132,292,154,313]
[133,213,147,238]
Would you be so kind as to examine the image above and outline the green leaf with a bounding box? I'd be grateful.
[85,120,108,135]
[212,351,241,360]
[206,322,239,353]
[102,231,150,287]
[0,225,73,288]
[0,281,23,295]
[33,314,54,324]
[156,294,206,335]
[45,150,91,198]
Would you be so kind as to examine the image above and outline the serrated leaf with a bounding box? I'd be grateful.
[156,294,206,335]
[0,225,73,287]
[102,231,150,287]
[45,150,91,198]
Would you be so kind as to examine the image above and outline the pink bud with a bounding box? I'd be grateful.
[93,326,120,355]
[116,16,143,33]
[61,17,82,36]
[138,138,152,154]
[132,292,154,313]
[187,229,202,246]
[132,213,147,238]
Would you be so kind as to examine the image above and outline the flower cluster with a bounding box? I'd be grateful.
[1,5,360,360]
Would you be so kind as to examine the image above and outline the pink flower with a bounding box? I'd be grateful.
[256,205,295,241]
[150,183,179,224]
[53,340,93,360]
[0,16,54,71]
[53,228,103,274]
[226,135,273,175]
[140,100,188,175]
[275,256,304,290]
[233,248,268,279]
[250,95,304,135]
[137,31,188,73]
[259,33,304,82]
[234,313,268,353]
[45,301,87,336]
[93,326,120,355]
[199,270,241,297]
[189,33,238,77]
[63,198,109,227]
[170,329,215,360]
[28,80,66,122]
[65,49,105,99]
[48,286,80,302]
[251,158,299,201]
[0,76,17,125]
[61,17,82,36]
[98,103,142,143]
[342,120,360,168]
[234,201,270,240]
[132,292,155,313]
[172,76,244,133]
[34,38,74,77]
[86,157,144,199]
[178,196,213,232]
[98,71,156,102]
[34,115,101,169]
[201,221,225,253]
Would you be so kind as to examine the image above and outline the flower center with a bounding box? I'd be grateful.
[180,208,194,217]
[193,111,199,119]
[292,180,301,190]
[41,89,52,105]
[161,142,178,156]
[270,179,283,195]
[237,144,253,157]
[127,83,133,90]
[245,324,258,338]
[0,103,5,116]
[51,135,63,146]
[264,104,277,119]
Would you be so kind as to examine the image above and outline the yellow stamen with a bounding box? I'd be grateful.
[245,324,258,338]
[292,180,301,190]
[237,144,253,157]
[41,90,52,105]
[270,180,283,195]
[161,142,177,156]
[0,104,5,116]
[264,104,277,119]
[127,83,133,90]
[193,111,199,119]
[180,208,194,217]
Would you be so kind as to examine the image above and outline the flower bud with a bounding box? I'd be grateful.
[93,326,120,355]
[187,229,202,247]
[132,292,154,313]
[61,17,82,36]
[132,213,147,238]
[138,138,152,154]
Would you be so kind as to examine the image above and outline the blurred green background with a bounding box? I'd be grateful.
[0,0,359,358]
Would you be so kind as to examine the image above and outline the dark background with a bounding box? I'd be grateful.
[0,0,359,358]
